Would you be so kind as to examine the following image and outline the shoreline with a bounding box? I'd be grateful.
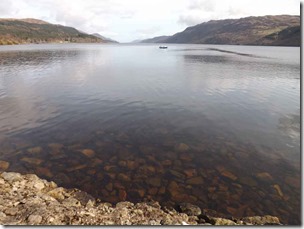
[0,172,282,225]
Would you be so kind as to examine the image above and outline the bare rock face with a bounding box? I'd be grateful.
[0,172,282,225]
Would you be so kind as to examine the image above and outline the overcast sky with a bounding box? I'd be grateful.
[0,0,300,42]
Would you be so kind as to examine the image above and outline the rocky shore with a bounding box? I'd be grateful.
[0,172,282,225]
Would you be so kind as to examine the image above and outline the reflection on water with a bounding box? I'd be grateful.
[0,44,300,224]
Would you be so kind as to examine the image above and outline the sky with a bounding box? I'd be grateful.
[0,0,300,43]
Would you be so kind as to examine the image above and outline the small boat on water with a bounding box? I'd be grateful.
[159,46,168,49]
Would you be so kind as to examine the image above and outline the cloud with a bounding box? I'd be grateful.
[188,0,215,12]
[0,0,300,42]
[0,0,13,15]
[135,26,161,38]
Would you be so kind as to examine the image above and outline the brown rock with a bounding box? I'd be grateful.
[240,215,281,225]
[27,146,43,154]
[158,187,166,195]
[256,172,273,181]
[147,177,162,187]
[273,184,284,197]
[176,143,190,152]
[138,189,145,198]
[0,160,9,171]
[21,157,43,165]
[168,181,180,196]
[67,164,87,172]
[81,149,95,158]
[218,185,228,191]
[92,158,103,166]
[179,154,192,161]
[119,189,127,201]
[169,170,186,179]
[87,169,97,175]
[105,183,113,192]
[220,170,237,181]
[118,173,131,182]
[148,187,158,195]
[238,176,257,186]
[118,160,127,167]
[184,169,197,178]
[208,187,216,193]
[186,176,204,185]
[104,165,116,172]
[127,160,138,170]
[107,173,116,179]
[226,206,237,215]
[36,167,53,178]
[48,143,64,150]
[161,160,172,166]
[215,165,225,172]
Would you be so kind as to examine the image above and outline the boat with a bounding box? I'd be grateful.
[159,46,168,49]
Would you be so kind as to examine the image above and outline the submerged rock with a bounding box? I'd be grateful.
[81,149,95,158]
[27,146,43,154]
[175,143,190,152]
[21,157,43,165]
[0,172,283,225]
[0,161,10,171]
[186,176,204,185]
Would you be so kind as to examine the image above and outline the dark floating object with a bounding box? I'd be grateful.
[159,46,168,49]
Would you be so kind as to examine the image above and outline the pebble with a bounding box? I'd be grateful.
[4,207,18,216]
[117,173,131,182]
[36,167,53,178]
[147,177,162,187]
[67,164,87,172]
[175,143,190,152]
[186,176,204,185]
[118,189,127,201]
[183,169,197,178]
[210,217,237,225]
[0,160,10,171]
[178,203,202,216]
[28,214,43,224]
[27,146,43,154]
[273,184,284,197]
[1,172,22,183]
[256,172,273,181]
[81,149,95,158]
[21,157,43,165]
[220,170,237,181]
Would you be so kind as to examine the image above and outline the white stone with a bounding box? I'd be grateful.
[28,214,42,224]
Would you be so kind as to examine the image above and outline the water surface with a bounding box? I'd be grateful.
[0,44,300,224]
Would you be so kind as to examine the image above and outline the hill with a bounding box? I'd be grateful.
[140,15,300,46]
[139,36,170,43]
[91,33,118,43]
[0,18,106,45]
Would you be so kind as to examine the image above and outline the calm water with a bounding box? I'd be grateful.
[0,44,300,224]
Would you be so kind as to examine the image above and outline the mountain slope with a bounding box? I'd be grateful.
[91,33,118,43]
[142,15,300,46]
[0,18,106,45]
[139,36,170,43]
